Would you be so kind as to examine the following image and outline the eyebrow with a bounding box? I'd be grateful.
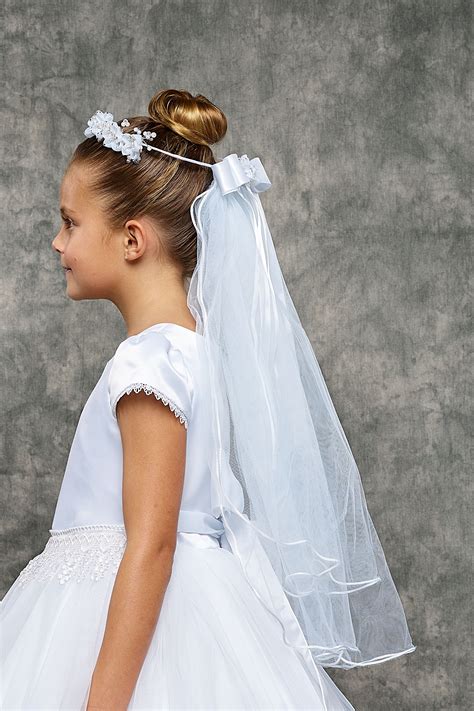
[60,206,78,217]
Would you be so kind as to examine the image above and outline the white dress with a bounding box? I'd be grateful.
[0,322,356,710]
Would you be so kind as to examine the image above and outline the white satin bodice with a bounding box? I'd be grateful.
[50,323,244,538]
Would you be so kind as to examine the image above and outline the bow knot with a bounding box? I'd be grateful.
[211,153,271,195]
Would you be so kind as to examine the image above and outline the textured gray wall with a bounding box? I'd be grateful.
[1,1,471,709]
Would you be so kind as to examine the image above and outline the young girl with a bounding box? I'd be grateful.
[0,89,415,710]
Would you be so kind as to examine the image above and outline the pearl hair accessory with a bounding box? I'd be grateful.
[83,110,156,164]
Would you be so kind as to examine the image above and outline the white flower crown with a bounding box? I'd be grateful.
[83,110,157,164]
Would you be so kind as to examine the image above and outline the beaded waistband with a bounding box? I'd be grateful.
[16,523,221,588]
[17,524,127,587]
[49,523,127,536]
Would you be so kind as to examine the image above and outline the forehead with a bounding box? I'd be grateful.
[59,164,93,213]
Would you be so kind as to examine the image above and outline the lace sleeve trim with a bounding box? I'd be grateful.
[112,383,189,429]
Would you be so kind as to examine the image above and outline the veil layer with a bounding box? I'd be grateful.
[186,161,416,669]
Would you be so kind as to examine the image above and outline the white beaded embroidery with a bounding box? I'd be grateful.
[112,383,189,428]
[16,524,127,587]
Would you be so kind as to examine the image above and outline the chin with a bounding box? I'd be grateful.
[65,281,85,301]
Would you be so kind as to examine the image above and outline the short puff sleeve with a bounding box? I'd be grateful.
[108,330,193,429]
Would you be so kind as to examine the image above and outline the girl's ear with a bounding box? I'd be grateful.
[123,220,146,262]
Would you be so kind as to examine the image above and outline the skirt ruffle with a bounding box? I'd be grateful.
[0,525,355,710]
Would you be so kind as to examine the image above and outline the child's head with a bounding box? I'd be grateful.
[51,89,227,303]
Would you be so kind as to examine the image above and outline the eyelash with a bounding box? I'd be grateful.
[62,217,73,229]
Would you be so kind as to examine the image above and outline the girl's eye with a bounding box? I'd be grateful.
[62,217,73,229]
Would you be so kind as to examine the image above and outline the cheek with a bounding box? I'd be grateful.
[66,234,90,266]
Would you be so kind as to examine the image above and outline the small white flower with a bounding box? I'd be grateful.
[239,154,257,180]
[120,118,130,127]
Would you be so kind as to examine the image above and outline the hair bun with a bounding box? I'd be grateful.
[148,89,227,147]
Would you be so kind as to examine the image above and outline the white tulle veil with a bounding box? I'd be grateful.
[183,153,416,669]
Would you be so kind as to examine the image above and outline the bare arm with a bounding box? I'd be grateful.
[86,390,187,711]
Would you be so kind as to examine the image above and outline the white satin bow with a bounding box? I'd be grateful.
[211,153,272,195]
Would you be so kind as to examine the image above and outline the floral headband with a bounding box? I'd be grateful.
[83,109,271,196]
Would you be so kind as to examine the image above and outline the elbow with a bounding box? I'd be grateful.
[125,537,177,573]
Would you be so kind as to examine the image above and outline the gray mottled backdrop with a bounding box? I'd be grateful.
[1,1,471,710]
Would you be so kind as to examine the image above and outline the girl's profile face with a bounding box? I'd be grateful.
[51,163,121,301]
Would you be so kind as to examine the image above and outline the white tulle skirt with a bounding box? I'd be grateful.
[0,524,355,710]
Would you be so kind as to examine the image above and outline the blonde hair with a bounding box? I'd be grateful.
[69,89,227,279]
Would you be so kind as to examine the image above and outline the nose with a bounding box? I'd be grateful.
[51,231,62,254]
